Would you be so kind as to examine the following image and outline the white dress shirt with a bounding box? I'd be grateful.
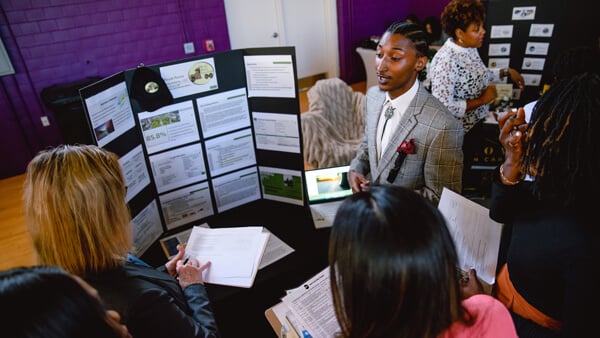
[376,80,419,160]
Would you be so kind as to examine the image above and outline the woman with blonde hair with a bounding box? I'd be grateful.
[24,144,219,338]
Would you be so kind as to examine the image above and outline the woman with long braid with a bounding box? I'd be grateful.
[490,72,600,337]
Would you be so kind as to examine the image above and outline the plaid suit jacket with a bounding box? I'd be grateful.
[350,82,463,205]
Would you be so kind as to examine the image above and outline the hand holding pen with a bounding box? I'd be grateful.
[165,244,211,289]
[176,256,211,289]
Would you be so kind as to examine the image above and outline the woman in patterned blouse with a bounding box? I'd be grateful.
[428,0,523,193]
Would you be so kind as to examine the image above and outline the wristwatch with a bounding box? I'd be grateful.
[502,67,510,78]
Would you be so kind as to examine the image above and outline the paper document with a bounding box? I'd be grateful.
[185,225,269,288]
[159,224,293,271]
[437,188,503,285]
[309,201,343,229]
[259,228,295,269]
[281,267,340,338]
[244,54,296,98]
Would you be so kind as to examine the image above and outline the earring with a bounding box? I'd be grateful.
[458,38,464,44]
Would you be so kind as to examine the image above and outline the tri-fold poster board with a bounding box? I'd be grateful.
[79,47,308,256]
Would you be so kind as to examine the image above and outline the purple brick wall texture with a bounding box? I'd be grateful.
[0,0,231,178]
[0,0,448,178]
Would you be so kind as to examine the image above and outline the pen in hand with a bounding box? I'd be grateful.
[175,256,190,279]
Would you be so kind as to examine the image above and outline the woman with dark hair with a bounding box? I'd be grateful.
[0,266,131,338]
[491,73,600,337]
[423,15,447,46]
[329,185,517,338]
[348,21,463,206]
[428,0,524,193]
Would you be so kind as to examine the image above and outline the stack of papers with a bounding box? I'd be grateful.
[185,225,269,288]
[279,267,340,337]
[159,224,295,286]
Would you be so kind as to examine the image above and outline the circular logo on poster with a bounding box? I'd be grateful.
[188,62,215,85]
[144,81,159,94]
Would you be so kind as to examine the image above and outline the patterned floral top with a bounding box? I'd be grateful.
[428,38,501,133]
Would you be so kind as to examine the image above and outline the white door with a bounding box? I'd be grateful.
[223,0,338,79]
[224,0,283,48]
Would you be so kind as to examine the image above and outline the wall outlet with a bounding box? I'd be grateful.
[40,116,50,127]
[204,39,215,52]
[183,42,195,54]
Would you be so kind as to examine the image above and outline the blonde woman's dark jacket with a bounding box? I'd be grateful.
[86,261,219,338]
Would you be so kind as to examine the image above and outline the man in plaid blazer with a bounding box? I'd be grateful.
[349,21,463,206]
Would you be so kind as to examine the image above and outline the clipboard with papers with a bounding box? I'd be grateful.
[265,266,340,338]
[184,225,270,288]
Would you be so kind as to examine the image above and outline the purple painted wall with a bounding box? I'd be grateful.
[337,0,450,85]
[0,0,230,178]
[0,0,448,179]
[409,0,450,26]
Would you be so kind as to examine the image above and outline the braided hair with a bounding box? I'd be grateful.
[552,45,600,80]
[523,72,600,209]
[384,21,429,81]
